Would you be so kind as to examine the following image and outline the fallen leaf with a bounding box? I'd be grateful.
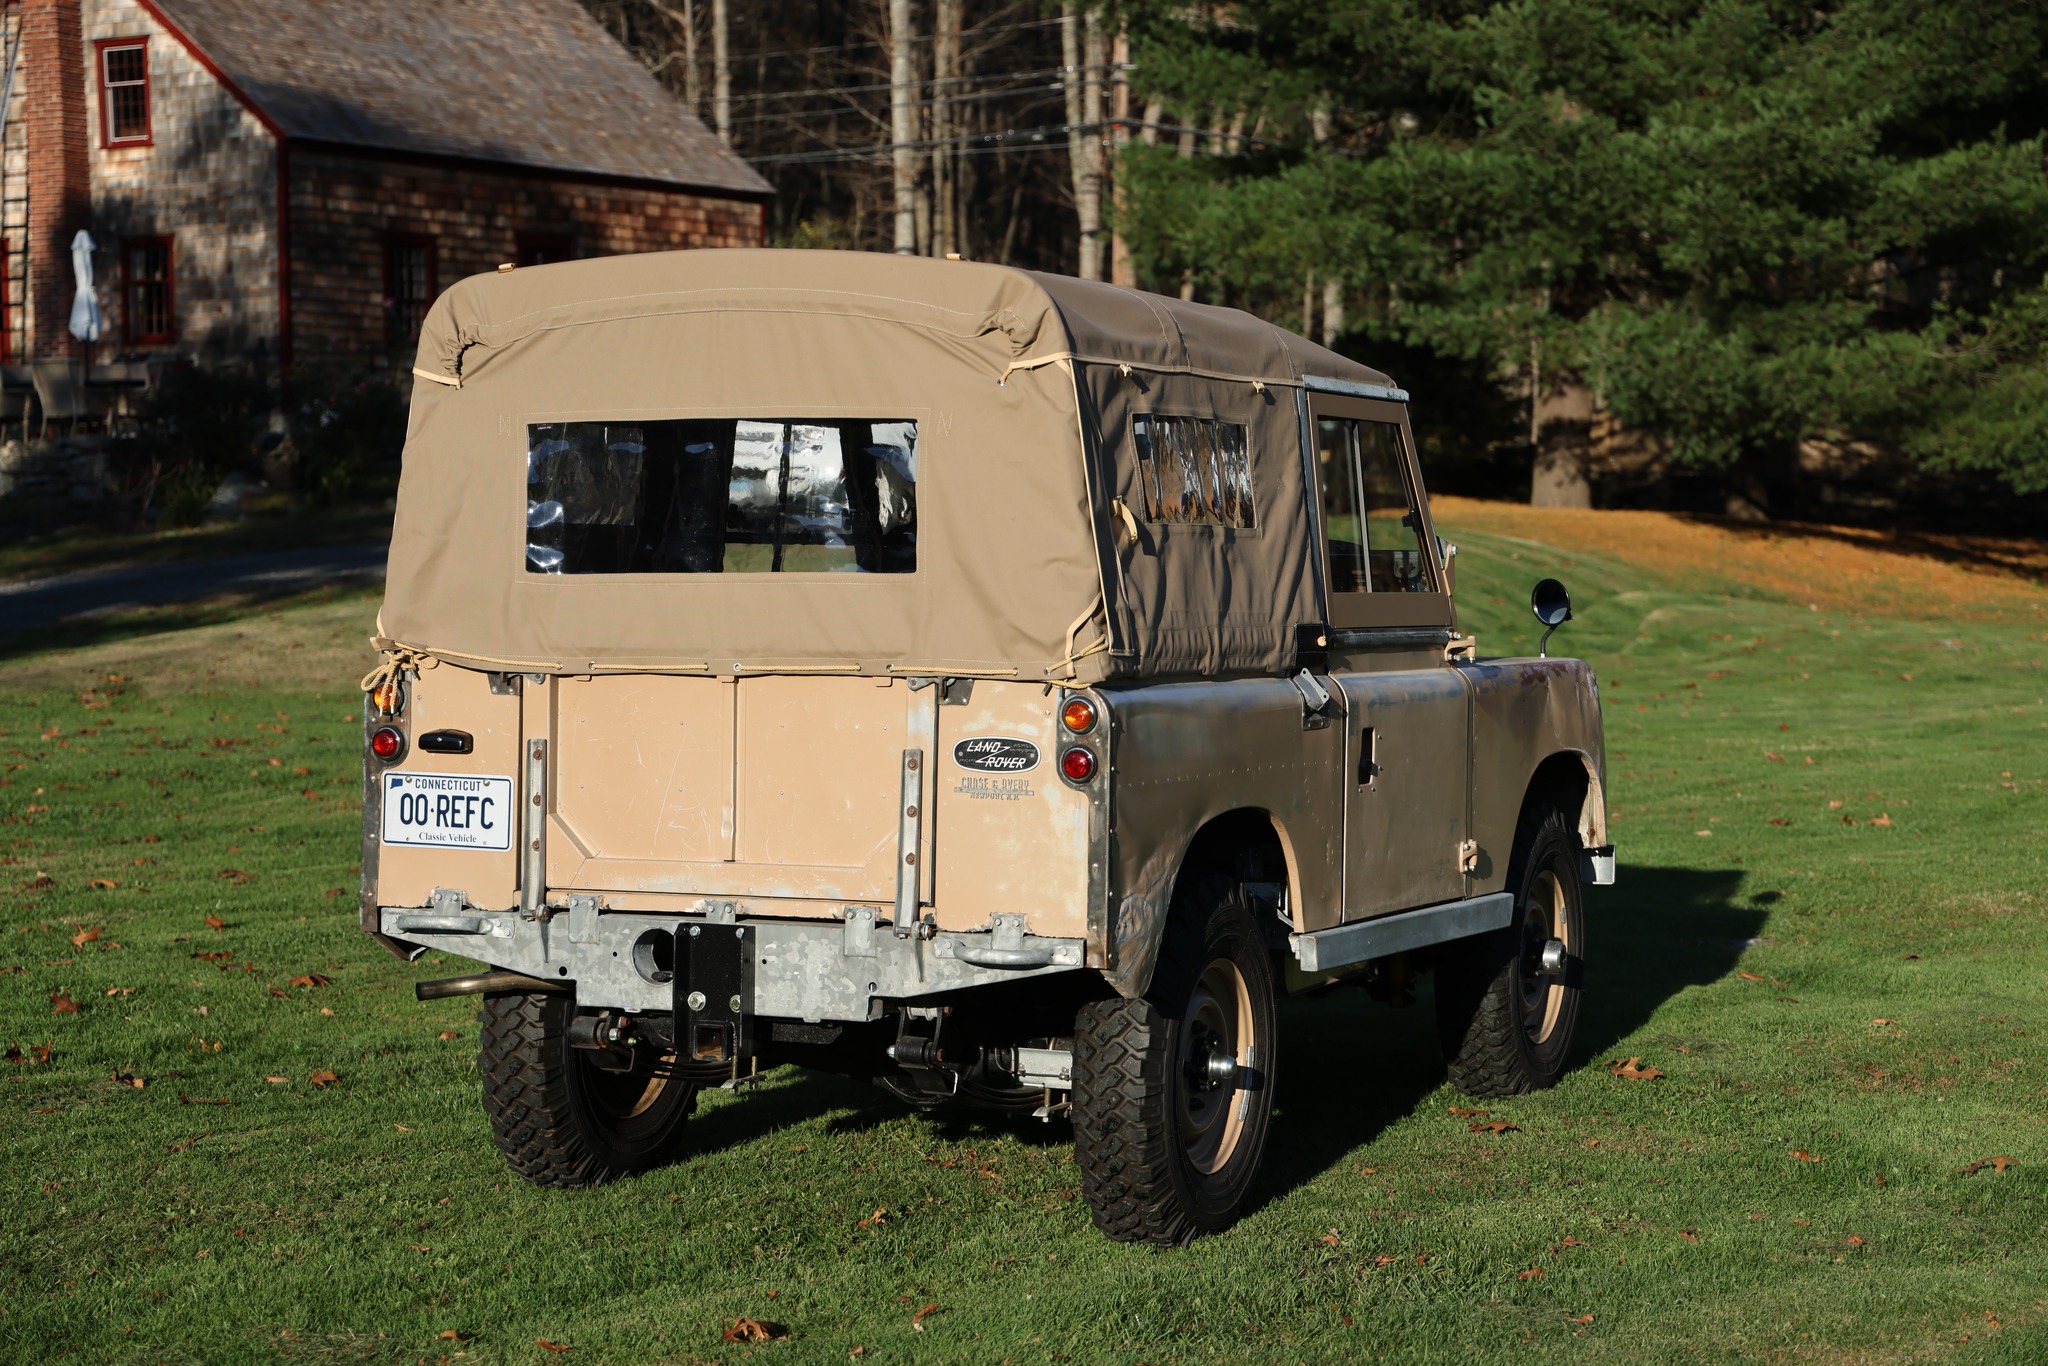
[265,1075,288,1083]
[1738,971,1765,982]
[723,1318,787,1343]
[912,1302,941,1330]
[1570,1314,1594,1324]
[1985,1311,2002,1329]
[1470,1121,1520,1134]
[1871,813,1892,828]
[205,914,225,931]
[1791,1149,1820,1163]
[1769,817,1791,826]
[218,869,250,886]
[321,1008,335,1017]
[1316,1229,1340,1247]
[535,1340,571,1354]
[289,973,331,988]
[1957,1156,2013,1176]
[1559,1236,1588,1248]
[439,1330,462,1341]
[1872,1018,1896,1026]
[1846,1235,1865,1247]
[1374,1255,1399,1267]
[71,925,101,946]
[50,992,79,1015]
[857,1207,887,1229]
[1516,1267,1545,1280]
[30,1043,51,1064]
[438,1029,460,1040]
[1357,1166,1377,1175]
[1678,1229,1697,1243]
[309,1069,338,1087]
[1448,1106,1490,1118]
[1609,1057,1664,1081]
[395,1124,413,1132]
[1765,751,1783,762]
[178,1093,230,1106]
[112,1071,146,1088]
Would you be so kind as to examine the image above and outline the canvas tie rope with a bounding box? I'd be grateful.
[359,644,436,700]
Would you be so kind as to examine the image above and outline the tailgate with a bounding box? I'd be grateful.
[545,674,932,906]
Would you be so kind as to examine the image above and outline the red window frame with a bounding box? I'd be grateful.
[383,234,438,348]
[96,38,153,148]
[123,236,175,345]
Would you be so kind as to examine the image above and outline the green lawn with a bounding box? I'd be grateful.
[2,513,2044,1364]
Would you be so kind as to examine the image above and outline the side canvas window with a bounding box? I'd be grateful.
[1315,416,1433,595]
[1132,414,1254,528]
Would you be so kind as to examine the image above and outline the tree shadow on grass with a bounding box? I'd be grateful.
[1249,864,1765,1219]
[658,865,1769,1223]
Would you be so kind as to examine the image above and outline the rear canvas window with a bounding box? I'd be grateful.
[525,419,917,575]
[1132,414,1254,529]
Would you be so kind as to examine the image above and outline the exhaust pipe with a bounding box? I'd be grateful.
[415,970,569,1001]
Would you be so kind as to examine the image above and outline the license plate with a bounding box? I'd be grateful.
[381,772,515,851]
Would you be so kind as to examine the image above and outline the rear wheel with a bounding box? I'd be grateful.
[1436,798,1586,1096]
[1072,875,1279,1245]
[477,991,695,1186]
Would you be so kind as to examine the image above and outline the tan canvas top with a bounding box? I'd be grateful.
[380,249,1395,682]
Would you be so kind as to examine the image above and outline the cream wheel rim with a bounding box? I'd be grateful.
[1176,958,1254,1176]
[1520,866,1570,1045]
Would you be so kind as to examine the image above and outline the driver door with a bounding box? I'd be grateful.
[1309,393,1472,918]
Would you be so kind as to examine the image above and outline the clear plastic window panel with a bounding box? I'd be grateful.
[525,419,917,574]
[1132,415,1254,529]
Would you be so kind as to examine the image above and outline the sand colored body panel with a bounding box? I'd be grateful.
[372,665,521,913]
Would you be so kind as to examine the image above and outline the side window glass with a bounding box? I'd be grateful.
[1315,417,1430,594]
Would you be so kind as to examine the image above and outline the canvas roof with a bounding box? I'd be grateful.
[384,249,1397,682]
[150,0,771,197]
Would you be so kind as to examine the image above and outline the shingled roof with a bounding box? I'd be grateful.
[149,0,772,198]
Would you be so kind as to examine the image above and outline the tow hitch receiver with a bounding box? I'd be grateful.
[675,921,756,1064]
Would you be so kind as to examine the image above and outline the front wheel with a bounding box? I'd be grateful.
[1436,797,1587,1096]
[476,991,695,1187]
[1072,875,1279,1245]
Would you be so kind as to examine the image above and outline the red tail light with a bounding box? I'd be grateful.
[1060,746,1097,782]
[369,726,405,762]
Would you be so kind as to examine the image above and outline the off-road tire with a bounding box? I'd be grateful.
[1436,797,1586,1097]
[1072,874,1279,1245]
[477,991,695,1187]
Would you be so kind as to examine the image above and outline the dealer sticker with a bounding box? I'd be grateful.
[381,772,514,851]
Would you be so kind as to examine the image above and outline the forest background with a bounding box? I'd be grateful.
[576,0,2048,529]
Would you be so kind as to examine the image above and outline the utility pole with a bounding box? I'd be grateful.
[890,0,917,254]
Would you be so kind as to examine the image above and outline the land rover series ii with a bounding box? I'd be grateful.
[361,249,1612,1245]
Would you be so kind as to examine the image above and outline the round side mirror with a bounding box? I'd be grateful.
[1531,578,1572,627]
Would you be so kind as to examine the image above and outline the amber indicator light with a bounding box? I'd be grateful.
[369,727,405,762]
[1060,746,1097,782]
[371,682,404,716]
[1060,697,1097,734]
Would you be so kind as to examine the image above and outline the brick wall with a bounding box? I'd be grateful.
[288,148,765,367]
[84,0,278,365]
[22,0,90,361]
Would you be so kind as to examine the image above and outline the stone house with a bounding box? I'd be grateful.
[1,0,769,415]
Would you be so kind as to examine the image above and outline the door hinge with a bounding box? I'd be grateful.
[1458,838,1479,874]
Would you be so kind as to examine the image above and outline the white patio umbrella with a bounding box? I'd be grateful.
[68,229,104,343]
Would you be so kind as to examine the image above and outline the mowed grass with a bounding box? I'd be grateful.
[1,507,2045,1364]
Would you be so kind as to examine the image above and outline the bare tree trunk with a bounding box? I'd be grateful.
[683,0,700,116]
[1302,271,1316,340]
[890,0,917,254]
[1108,24,1135,286]
[1062,4,1105,280]
[1322,276,1343,349]
[711,0,731,144]
[1531,374,1595,508]
[933,0,960,257]
[1140,96,1162,146]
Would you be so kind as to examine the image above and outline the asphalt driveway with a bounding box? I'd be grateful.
[0,542,388,639]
